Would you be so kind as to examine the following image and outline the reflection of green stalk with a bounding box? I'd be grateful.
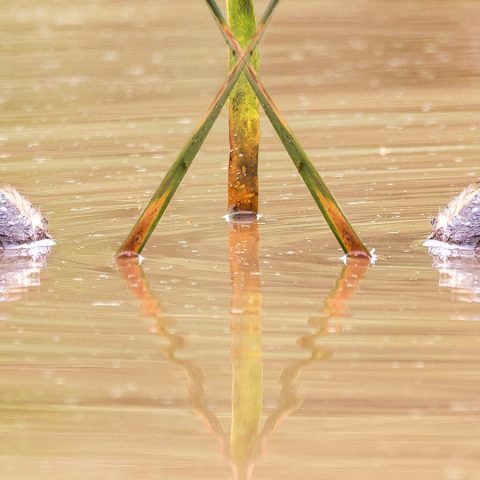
[227,0,260,215]
[117,239,371,478]
[116,0,280,258]
[206,0,370,258]
[229,222,262,480]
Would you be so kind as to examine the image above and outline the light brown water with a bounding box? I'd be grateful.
[1,1,480,479]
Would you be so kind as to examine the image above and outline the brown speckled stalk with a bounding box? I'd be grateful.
[227,0,260,216]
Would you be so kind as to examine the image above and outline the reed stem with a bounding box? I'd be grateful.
[227,0,260,216]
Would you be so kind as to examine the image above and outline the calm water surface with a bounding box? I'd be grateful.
[1,1,480,479]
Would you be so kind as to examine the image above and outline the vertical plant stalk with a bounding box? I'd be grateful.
[116,0,280,258]
[229,221,263,479]
[206,0,370,258]
[227,0,260,216]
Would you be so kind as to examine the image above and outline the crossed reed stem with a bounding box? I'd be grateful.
[117,0,371,260]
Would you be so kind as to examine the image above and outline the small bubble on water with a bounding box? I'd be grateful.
[102,50,119,62]
[110,387,123,399]
[379,146,389,156]
[124,65,145,76]
[92,301,121,307]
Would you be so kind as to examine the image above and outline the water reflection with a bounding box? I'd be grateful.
[427,245,480,303]
[116,257,228,456]
[117,225,369,479]
[286,256,369,391]
[229,221,262,480]
[0,246,52,303]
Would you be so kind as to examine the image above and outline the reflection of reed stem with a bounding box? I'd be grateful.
[229,221,263,480]
[310,258,369,328]
[116,258,228,454]
[258,257,370,451]
[116,250,370,479]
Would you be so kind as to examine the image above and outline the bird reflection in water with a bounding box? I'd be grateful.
[0,245,52,303]
[117,223,370,480]
[426,244,480,304]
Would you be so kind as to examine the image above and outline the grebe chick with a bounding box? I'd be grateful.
[429,181,480,248]
[0,184,51,248]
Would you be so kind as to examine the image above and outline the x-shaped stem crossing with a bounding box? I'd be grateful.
[117,0,370,259]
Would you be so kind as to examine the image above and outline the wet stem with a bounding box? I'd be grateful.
[227,0,260,216]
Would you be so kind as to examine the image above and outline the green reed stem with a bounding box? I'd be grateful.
[116,0,280,258]
[205,0,370,258]
[226,0,260,215]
